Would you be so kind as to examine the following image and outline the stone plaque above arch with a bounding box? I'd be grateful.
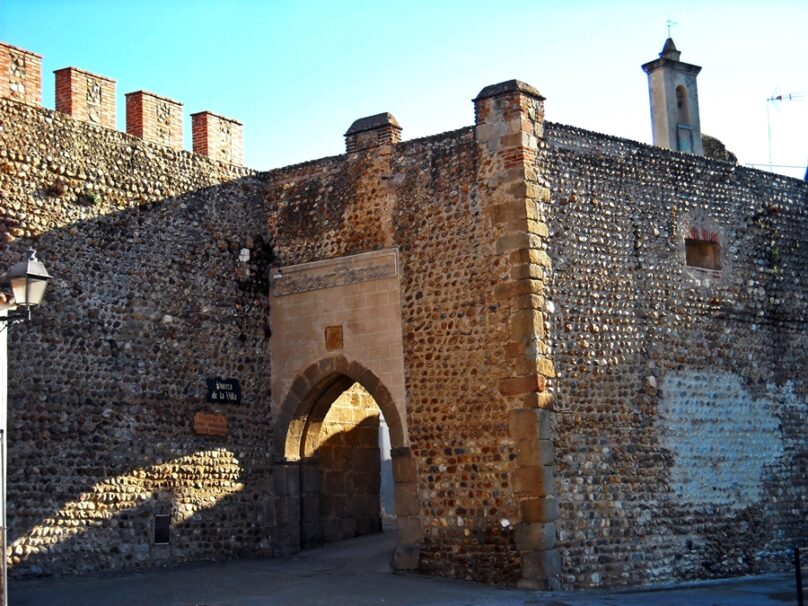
[269,248,407,446]
[271,248,398,297]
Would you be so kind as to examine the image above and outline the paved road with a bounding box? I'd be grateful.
[9,531,803,605]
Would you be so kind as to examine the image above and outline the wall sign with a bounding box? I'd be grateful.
[193,412,228,437]
[206,377,241,404]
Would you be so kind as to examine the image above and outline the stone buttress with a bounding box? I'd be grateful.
[473,80,560,590]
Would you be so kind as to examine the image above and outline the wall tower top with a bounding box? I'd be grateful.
[642,38,703,155]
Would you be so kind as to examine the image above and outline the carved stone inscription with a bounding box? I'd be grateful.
[272,249,398,297]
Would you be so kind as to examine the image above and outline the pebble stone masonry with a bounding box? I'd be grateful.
[0,40,806,593]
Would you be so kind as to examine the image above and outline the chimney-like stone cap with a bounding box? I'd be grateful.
[642,57,702,75]
[345,112,400,136]
[474,79,544,102]
[642,38,701,75]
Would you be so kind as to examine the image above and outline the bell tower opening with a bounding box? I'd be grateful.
[676,85,690,124]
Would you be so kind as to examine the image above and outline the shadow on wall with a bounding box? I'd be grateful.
[313,415,384,545]
[8,449,249,576]
[3,174,279,577]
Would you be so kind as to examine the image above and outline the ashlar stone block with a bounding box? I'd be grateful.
[394,481,420,517]
[513,522,556,552]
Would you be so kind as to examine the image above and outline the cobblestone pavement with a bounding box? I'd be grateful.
[10,531,804,605]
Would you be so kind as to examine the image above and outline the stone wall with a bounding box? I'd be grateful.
[0,96,272,576]
[1,65,806,592]
[540,121,808,588]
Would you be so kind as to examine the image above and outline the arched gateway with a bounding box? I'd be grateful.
[269,249,421,570]
[273,356,421,570]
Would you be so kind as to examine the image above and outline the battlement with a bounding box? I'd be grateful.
[191,111,244,165]
[55,66,116,129]
[0,42,42,106]
[126,90,183,149]
[1,41,243,165]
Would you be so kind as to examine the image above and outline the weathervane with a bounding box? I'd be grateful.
[666,18,677,38]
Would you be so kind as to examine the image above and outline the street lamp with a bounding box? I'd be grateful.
[0,248,51,606]
[2,249,51,323]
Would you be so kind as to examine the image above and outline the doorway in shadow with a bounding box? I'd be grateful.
[303,382,394,545]
[276,357,421,570]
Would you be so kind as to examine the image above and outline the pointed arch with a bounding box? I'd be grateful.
[274,355,405,462]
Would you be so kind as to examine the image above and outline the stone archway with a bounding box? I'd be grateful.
[273,355,421,570]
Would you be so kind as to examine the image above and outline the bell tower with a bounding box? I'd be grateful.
[642,38,703,155]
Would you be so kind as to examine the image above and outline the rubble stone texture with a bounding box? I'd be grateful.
[541,121,807,587]
[0,44,806,591]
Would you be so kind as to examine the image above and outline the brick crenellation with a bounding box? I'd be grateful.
[191,111,244,165]
[1,40,243,164]
[54,66,116,129]
[125,90,183,150]
[0,42,42,106]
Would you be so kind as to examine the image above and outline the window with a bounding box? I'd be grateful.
[685,238,721,270]
[154,514,171,544]
[676,85,690,125]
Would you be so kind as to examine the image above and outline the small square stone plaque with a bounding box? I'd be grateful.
[193,412,228,437]
[325,325,343,351]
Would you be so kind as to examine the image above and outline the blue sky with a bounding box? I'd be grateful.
[2,1,806,178]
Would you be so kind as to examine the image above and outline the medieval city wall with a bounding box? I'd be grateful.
[1,54,805,592]
[0,96,274,576]
[540,121,808,588]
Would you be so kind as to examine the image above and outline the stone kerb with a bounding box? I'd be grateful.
[474,79,560,590]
